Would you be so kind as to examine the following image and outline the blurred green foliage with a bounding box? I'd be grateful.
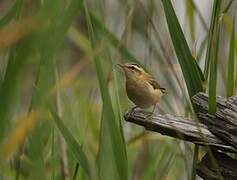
[0,0,236,179]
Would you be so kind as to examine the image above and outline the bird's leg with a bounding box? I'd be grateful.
[151,104,156,116]
[145,104,157,121]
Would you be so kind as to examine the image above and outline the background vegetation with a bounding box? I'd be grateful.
[0,0,236,179]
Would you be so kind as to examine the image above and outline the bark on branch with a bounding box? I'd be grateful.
[124,92,237,179]
[124,109,237,153]
[197,151,237,180]
[192,93,237,149]
[124,92,237,153]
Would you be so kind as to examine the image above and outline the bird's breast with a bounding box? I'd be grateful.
[126,79,162,108]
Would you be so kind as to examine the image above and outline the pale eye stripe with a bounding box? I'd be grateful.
[127,64,141,71]
[128,66,140,71]
[129,63,141,68]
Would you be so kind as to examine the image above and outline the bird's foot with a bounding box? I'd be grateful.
[127,106,138,117]
[144,105,156,121]
[144,113,153,121]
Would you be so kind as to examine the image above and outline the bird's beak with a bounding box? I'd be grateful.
[117,63,125,69]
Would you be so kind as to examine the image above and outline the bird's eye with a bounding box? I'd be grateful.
[129,66,139,72]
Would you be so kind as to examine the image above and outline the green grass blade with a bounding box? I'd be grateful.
[31,0,83,106]
[87,11,152,74]
[25,1,85,178]
[0,0,22,27]
[208,1,222,114]
[161,2,205,179]
[91,57,128,180]
[42,0,83,56]
[196,36,208,62]
[161,0,203,98]
[27,120,51,180]
[50,107,94,180]
[204,0,222,79]
[73,163,80,180]
[97,111,117,180]
[84,4,128,180]
[194,60,205,82]
[186,0,195,42]
[191,145,199,180]
[227,16,235,97]
[223,0,234,14]
[89,12,140,64]
[0,40,32,141]
[208,34,220,113]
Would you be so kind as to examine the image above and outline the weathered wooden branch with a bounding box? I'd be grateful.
[124,92,237,179]
[196,151,237,180]
[124,109,237,153]
[193,93,237,149]
[124,92,237,153]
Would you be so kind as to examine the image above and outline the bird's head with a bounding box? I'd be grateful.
[117,63,145,79]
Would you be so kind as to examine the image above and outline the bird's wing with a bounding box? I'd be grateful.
[147,75,167,94]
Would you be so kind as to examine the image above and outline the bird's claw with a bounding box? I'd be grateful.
[127,106,138,117]
[144,113,153,121]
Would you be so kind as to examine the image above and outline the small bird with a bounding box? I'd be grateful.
[118,63,167,115]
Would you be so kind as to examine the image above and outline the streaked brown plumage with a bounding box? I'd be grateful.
[118,63,167,110]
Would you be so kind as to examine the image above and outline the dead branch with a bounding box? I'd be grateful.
[124,109,237,153]
[197,151,237,180]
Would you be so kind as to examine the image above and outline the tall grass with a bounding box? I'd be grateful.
[0,0,236,179]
